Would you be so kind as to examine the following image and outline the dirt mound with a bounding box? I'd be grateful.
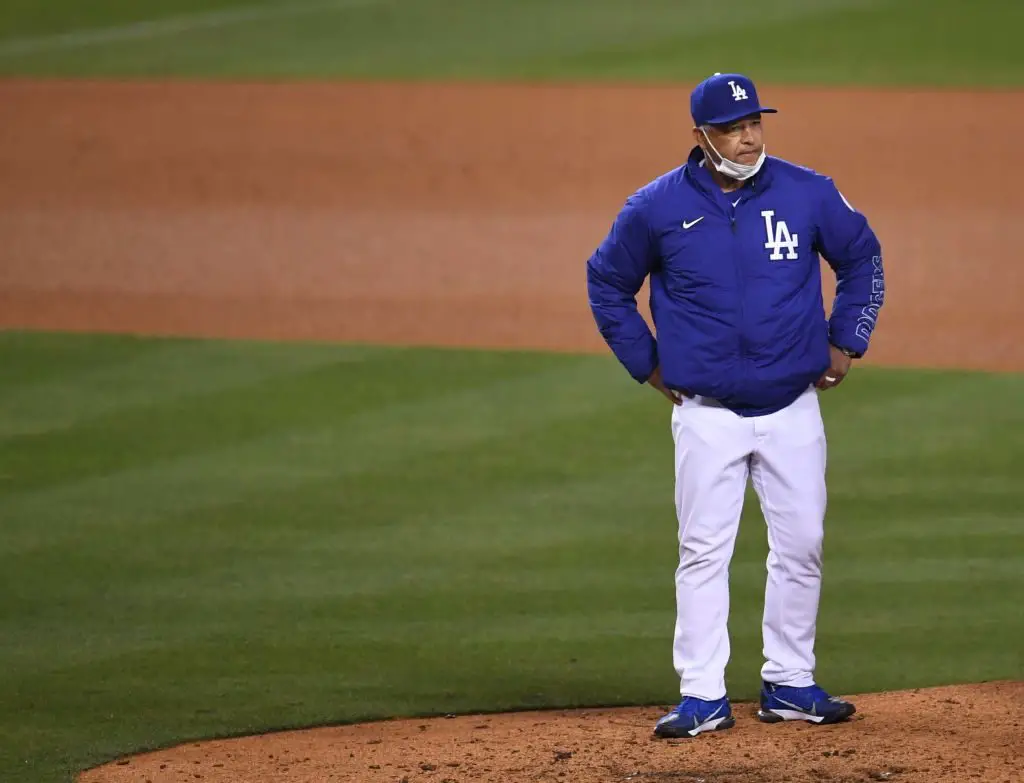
[80,681,1022,783]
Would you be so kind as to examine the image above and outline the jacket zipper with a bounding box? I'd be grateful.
[731,207,747,395]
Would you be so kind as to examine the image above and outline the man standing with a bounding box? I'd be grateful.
[586,72,885,739]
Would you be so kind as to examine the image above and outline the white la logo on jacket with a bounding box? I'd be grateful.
[762,210,799,260]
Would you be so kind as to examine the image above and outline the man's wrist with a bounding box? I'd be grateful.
[831,342,862,359]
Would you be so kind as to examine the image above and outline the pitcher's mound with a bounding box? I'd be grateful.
[81,681,1021,783]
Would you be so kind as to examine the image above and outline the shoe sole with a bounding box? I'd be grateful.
[654,715,736,739]
[757,703,856,725]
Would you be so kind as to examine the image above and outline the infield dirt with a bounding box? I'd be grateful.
[2,81,1023,371]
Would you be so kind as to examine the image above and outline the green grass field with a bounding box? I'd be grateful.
[2,333,1023,782]
[0,0,1022,84]
[2,1,1023,781]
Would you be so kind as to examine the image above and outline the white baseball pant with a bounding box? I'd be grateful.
[670,385,827,700]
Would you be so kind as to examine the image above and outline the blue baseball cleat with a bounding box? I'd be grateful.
[654,696,735,738]
[757,681,856,724]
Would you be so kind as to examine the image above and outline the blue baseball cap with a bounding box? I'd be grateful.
[690,72,777,127]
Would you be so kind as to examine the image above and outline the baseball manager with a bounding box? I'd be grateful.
[586,72,886,738]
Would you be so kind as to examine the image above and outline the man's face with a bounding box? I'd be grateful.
[696,114,764,165]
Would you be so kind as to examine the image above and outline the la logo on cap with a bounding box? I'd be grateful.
[690,72,777,127]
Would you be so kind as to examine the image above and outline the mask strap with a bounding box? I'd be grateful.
[700,127,725,165]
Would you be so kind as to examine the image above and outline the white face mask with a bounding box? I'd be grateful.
[700,127,766,181]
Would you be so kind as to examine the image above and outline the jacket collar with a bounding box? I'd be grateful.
[684,145,774,197]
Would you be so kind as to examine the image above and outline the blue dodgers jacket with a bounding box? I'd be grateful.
[586,146,885,417]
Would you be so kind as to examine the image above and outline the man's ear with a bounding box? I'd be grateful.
[691,126,705,151]
[693,126,714,158]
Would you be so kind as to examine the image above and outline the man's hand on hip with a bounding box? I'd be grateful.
[816,345,854,390]
[648,366,683,405]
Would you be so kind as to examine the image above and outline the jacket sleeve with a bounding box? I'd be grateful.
[814,177,886,357]
[586,193,659,383]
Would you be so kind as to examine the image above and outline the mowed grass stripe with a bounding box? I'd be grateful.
[532,0,1024,86]
[3,461,676,679]
[818,369,1023,466]
[0,331,158,387]
[0,335,377,439]
[1,0,1019,85]
[0,0,263,40]
[0,342,583,495]
[7,0,1011,84]
[0,350,639,551]
[304,0,867,80]
[0,0,865,74]
[0,0,385,49]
